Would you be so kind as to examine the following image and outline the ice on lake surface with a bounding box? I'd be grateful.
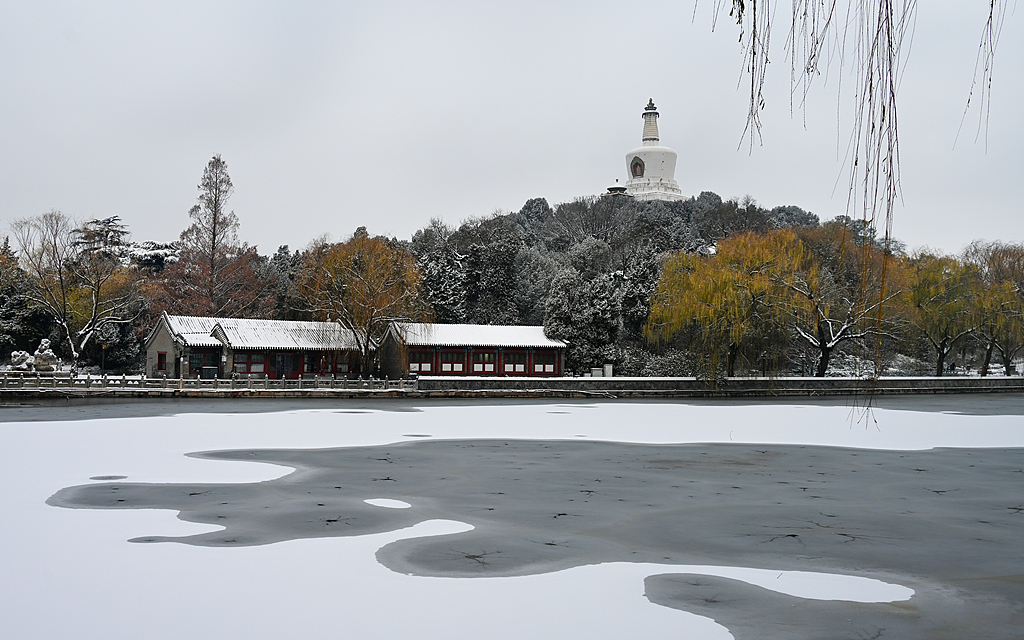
[4,398,1023,640]
[364,498,413,509]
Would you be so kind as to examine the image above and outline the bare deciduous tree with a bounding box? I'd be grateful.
[12,211,143,366]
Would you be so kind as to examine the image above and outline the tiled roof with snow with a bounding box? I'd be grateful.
[212,318,360,351]
[163,315,222,348]
[394,323,566,348]
[164,315,360,351]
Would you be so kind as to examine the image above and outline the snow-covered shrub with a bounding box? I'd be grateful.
[640,349,696,377]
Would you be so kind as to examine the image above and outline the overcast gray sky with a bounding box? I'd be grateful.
[2,1,1020,255]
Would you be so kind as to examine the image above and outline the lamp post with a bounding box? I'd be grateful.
[101,344,107,372]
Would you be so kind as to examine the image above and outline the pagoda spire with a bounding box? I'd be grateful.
[642,98,660,146]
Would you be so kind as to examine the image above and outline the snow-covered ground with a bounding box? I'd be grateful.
[2,398,1022,639]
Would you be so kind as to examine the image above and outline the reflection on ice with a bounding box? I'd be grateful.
[364,498,413,509]
[655,564,912,602]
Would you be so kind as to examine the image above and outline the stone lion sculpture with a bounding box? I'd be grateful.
[32,339,58,372]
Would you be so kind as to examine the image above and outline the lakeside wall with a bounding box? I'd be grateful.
[414,375,1024,397]
[2,374,1023,401]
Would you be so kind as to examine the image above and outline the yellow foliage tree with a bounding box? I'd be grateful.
[646,231,793,378]
[648,227,912,378]
[296,230,426,373]
[963,241,1024,376]
[780,221,910,376]
[970,280,1022,376]
[907,252,979,376]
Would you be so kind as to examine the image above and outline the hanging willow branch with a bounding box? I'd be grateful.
[957,0,1009,151]
[710,1,1004,231]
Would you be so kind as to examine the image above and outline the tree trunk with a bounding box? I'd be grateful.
[359,345,372,378]
[61,322,79,370]
[980,341,994,377]
[935,343,947,377]
[815,345,832,377]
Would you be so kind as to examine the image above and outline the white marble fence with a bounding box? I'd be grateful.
[0,372,414,392]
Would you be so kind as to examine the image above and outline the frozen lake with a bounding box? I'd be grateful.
[3,396,1023,639]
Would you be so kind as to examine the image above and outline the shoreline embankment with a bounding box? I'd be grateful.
[2,374,1024,402]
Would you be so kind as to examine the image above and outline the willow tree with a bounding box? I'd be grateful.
[963,241,1024,375]
[780,220,909,376]
[713,2,1008,378]
[970,280,1022,376]
[296,229,426,373]
[646,232,792,378]
[907,252,979,376]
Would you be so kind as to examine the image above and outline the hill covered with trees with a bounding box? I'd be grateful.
[5,155,1022,379]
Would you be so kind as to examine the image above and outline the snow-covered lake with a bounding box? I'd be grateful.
[2,397,1022,639]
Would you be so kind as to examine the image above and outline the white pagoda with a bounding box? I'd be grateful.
[623,99,684,201]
